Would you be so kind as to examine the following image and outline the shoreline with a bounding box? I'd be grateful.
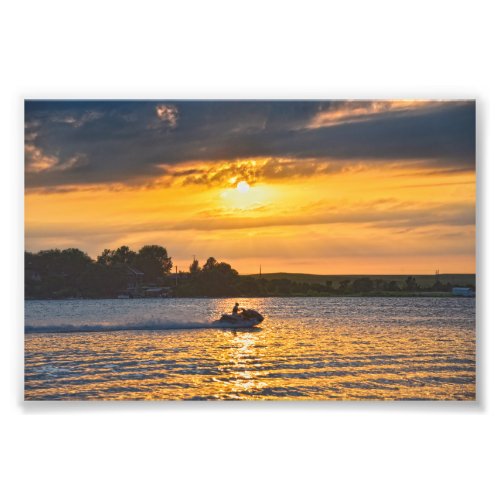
[24,292,475,301]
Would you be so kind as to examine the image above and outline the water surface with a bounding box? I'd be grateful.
[25,297,476,400]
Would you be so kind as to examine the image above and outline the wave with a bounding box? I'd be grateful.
[25,319,219,334]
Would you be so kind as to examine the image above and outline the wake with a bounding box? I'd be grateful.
[24,319,218,334]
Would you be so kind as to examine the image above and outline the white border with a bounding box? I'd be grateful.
[2,1,499,499]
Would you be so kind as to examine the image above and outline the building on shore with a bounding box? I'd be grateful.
[125,266,144,295]
[452,287,475,297]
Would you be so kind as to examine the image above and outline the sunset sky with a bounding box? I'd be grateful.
[25,100,475,274]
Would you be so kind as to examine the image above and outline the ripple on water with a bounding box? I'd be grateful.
[25,297,475,400]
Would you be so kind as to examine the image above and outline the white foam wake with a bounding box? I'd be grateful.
[24,319,217,334]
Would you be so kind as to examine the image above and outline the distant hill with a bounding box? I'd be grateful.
[245,273,475,288]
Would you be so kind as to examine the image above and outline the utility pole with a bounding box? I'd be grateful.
[175,265,178,287]
[259,264,262,277]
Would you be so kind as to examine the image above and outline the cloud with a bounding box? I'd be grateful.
[306,100,451,128]
[165,156,468,189]
[24,100,475,189]
[25,198,475,269]
[50,110,105,128]
[155,104,179,129]
[176,157,354,187]
[25,142,88,175]
[25,143,58,173]
[169,201,475,232]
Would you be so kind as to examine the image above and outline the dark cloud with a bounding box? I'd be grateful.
[25,100,475,189]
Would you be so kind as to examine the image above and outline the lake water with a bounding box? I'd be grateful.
[24,297,476,400]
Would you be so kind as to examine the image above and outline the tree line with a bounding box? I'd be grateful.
[25,245,473,299]
[25,245,172,298]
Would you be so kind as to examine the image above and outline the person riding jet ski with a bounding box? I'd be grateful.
[214,304,264,327]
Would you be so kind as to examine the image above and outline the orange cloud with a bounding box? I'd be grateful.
[25,143,58,173]
[155,104,179,128]
[307,100,451,129]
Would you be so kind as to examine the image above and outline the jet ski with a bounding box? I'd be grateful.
[213,308,264,327]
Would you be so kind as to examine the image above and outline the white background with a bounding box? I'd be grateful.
[1,1,498,499]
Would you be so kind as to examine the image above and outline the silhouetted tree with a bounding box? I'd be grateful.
[352,277,374,293]
[384,280,400,292]
[431,280,447,292]
[189,259,201,274]
[198,260,239,296]
[27,245,465,299]
[203,257,217,271]
[32,247,144,298]
[97,246,137,266]
[25,248,93,297]
[135,245,172,282]
[96,248,113,266]
[338,279,351,292]
[405,276,419,291]
[77,263,127,298]
[30,248,92,276]
[236,276,264,296]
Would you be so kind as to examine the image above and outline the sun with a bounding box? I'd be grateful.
[220,181,275,211]
[236,180,250,193]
